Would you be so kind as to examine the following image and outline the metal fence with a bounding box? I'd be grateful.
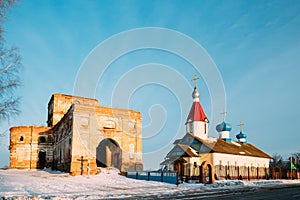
[126,171,178,185]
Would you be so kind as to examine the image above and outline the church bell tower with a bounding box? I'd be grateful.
[186,75,208,139]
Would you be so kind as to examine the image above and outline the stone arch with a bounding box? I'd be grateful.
[200,161,215,184]
[38,150,46,169]
[96,138,122,170]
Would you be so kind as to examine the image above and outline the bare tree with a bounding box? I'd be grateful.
[270,153,284,169]
[0,0,21,122]
[0,0,18,30]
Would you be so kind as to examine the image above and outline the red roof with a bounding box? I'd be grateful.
[187,101,207,122]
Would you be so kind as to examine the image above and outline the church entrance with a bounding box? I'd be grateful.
[38,151,46,169]
[200,161,214,184]
[96,139,122,170]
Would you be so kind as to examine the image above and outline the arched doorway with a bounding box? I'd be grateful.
[96,139,122,170]
[38,150,46,169]
[200,161,215,184]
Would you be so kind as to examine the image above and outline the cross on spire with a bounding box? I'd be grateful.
[220,111,227,121]
[192,75,199,88]
[237,121,244,132]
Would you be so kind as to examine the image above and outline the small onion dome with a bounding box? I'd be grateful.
[236,132,247,139]
[216,121,232,132]
[192,87,200,99]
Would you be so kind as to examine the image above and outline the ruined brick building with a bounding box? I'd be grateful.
[9,94,143,175]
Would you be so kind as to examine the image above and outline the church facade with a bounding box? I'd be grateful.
[9,94,143,175]
[161,76,271,183]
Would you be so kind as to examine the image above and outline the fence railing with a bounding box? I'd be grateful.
[126,171,178,185]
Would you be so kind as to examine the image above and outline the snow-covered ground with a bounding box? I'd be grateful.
[1,168,300,199]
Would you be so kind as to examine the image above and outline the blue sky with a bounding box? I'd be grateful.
[0,0,300,169]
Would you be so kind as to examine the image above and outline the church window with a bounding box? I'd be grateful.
[19,136,24,142]
[194,162,197,167]
[235,161,237,170]
[219,160,222,170]
[103,120,116,129]
[39,136,46,143]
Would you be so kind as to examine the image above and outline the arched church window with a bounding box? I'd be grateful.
[194,162,197,168]
[103,120,116,129]
[19,136,24,142]
[39,136,46,143]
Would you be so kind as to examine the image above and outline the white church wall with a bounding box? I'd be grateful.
[212,153,270,168]
[212,153,270,179]
[219,131,230,139]
[192,121,207,139]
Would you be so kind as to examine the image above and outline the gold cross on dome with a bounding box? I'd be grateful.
[220,111,227,121]
[192,75,199,88]
[237,121,245,132]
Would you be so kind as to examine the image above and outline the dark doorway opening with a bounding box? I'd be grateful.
[96,139,122,170]
[38,151,46,169]
[200,161,214,184]
[204,164,213,183]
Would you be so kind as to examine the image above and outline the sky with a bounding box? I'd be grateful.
[0,0,300,169]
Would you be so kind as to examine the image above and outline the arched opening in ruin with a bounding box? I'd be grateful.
[96,138,122,170]
[38,150,46,169]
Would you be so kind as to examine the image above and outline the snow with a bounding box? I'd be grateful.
[0,168,181,199]
[1,168,300,199]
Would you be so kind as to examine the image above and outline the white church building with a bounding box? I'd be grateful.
[161,76,271,183]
